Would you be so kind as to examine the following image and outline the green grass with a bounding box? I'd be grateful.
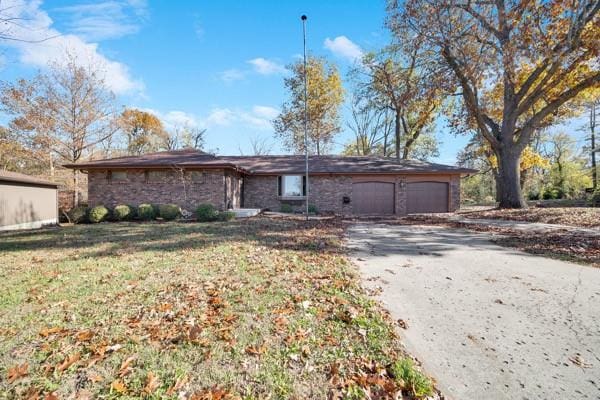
[0,218,433,399]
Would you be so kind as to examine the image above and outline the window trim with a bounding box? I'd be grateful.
[277,175,306,199]
[109,170,128,183]
[145,170,168,183]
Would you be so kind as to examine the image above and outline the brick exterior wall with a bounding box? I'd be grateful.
[449,175,461,212]
[87,169,229,212]
[86,168,462,215]
[243,175,353,214]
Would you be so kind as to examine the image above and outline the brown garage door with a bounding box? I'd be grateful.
[406,182,449,213]
[352,182,395,214]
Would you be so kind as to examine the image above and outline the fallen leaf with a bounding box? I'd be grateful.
[111,380,127,394]
[166,374,189,396]
[56,352,80,372]
[7,362,28,383]
[245,344,266,356]
[118,355,137,377]
[75,330,94,342]
[39,327,66,337]
[143,371,160,394]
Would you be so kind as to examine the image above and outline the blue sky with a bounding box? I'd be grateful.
[1,1,589,163]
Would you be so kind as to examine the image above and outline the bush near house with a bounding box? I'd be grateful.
[308,204,318,214]
[137,203,156,220]
[196,204,219,222]
[88,205,110,223]
[217,211,236,221]
[112,204,136,221]
[67,205,88,224]
[280,204,293,213]
[158,204,181,221]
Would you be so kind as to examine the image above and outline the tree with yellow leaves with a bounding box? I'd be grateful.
[119,109,169,156]
[390,0,600,208]
[273,57,344,155]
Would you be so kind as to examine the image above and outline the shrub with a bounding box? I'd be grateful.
[527,191,540,201]
[280,204,293,213]
[88,205,110,223]
[113,204,135,221]
[137,203,156,220]
[388,358,433,398]
[590,190,600,207]
[307,204,318,214]
[217,211,236,221]
[68,205,89,224]
[158,204,181,221]
[196,204,219,222]
[543,187,565,200]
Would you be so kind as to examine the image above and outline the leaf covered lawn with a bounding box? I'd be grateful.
[459,207,600,228]
[0,218,432,399]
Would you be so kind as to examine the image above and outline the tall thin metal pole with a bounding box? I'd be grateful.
[591,101,597,190]
[301,15,309,220]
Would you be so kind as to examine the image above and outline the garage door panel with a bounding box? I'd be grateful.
[353,182,395,215]
[406,182,448,213]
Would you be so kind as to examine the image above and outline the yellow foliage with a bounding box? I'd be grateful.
[488,146,550,172]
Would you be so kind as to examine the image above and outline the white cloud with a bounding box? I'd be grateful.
[219,69,245,83]
[141,105,277,132]
[252,105,278,119]
[247,57,286,75]
[53,1,147,41]
[324,36,363,62]
[204,108,236,127]
[1,0,143,95]
[205,106,277,130]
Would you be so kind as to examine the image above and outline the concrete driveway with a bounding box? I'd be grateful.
[348,223,600,400]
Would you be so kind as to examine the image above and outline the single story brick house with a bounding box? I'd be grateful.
[64,149,475,215]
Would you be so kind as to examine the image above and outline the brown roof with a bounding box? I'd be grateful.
[63,149,476,175]
[0,170,59,187]
[221,155,476,174]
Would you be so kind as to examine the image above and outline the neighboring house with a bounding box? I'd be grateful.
[64,149,475,215]
[0,170,59,231]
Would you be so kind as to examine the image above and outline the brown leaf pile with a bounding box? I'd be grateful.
[460,207,600,228]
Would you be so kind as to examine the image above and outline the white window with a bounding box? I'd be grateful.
[278,175,305,197]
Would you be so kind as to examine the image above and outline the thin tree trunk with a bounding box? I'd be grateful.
[73,169,79,207]
[394,110,401,161]
[496,149,527,208]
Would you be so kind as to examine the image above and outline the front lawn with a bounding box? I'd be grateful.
[0,219,432,399]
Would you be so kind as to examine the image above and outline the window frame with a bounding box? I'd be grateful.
[145,170,168,183]
[109,170,128,183]
[277,175,306,199]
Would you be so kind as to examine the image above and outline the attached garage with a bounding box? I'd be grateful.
[352,181,395,215]
[0,171,59,231]
[406,181,449,213]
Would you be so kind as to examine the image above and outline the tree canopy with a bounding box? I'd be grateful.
[273,56,344,155]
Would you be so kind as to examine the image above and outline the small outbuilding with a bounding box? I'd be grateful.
[0,170,59,231]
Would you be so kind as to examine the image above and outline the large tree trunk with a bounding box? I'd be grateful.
[496,149,527,208]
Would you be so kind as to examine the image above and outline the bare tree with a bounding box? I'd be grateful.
[1,52,118,205]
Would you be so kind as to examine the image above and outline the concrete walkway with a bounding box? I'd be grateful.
[348,223,600,400]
